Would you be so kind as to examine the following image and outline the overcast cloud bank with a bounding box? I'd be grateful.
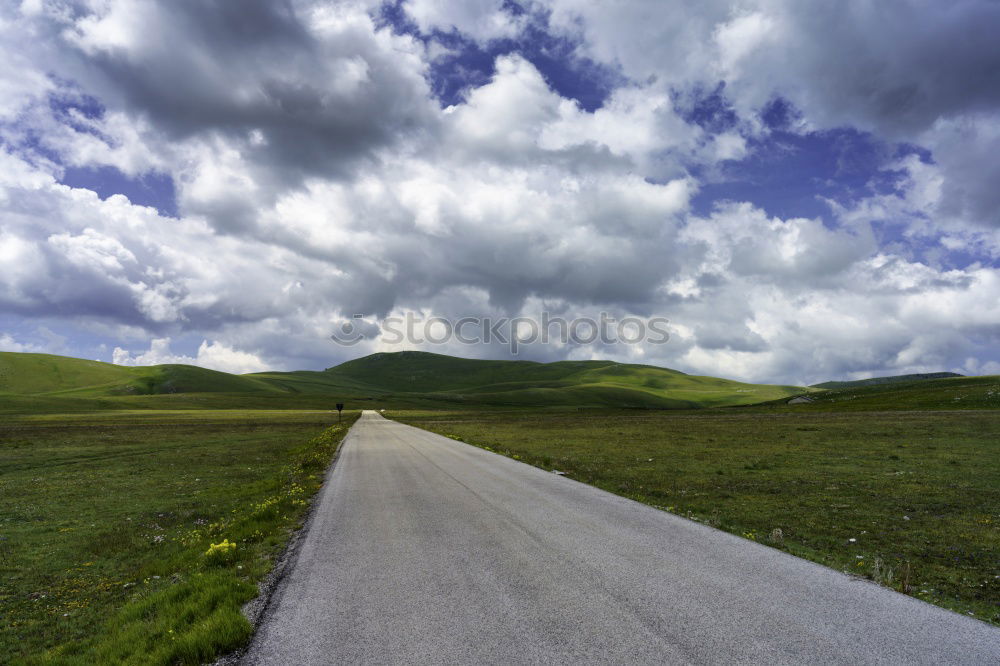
[1,0,998,384]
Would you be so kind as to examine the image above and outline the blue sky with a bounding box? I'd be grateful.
[1,0,999,384]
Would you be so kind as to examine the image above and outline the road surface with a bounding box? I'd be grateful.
[244,411,999,664]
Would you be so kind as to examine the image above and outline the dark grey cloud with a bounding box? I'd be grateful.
[692,322,768,353]
[9,0,436,235]
[77,0,433,166]
[548,0,1000,136]
[762,1,1000,137]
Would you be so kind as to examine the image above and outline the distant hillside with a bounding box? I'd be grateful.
[0,352,277,397]
[761,374,999,411]
[811,372,963,390]
[0,350,806,410]
[301,350,807,409]
[0,353,137,395]
[3,350,997,414]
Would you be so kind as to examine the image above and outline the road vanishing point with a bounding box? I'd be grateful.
[244,411,1000,664]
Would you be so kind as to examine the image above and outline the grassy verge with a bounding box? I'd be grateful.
[392,408,1000,624]
[0,410,358,664]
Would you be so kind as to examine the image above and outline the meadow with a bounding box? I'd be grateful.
[0,409,357,665]
[3,349,998,661]
[393,407,1000,624]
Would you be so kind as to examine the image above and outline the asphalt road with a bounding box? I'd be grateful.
[243,411,1000,664]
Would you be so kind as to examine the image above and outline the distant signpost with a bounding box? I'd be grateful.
[336,403,344,422]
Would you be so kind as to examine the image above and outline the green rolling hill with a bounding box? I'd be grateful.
[0,350,806,411]
[811,372,963,390]
[6,349,995,414]
[775,374,1000,411]
[308,351,805,408]
[1,350,997,413]
[0,353,278,397]
[0,353,136,395]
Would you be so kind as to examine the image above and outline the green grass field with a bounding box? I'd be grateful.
[3,348,998,659]
[392,408,1000,624]
[0,410,358,665]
